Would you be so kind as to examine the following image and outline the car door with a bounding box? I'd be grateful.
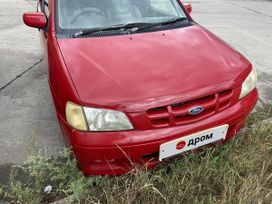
[37,0,50,58]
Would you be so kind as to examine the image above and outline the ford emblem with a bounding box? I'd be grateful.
[188,106,204,115]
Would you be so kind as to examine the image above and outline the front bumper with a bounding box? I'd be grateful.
[58,89,258,175]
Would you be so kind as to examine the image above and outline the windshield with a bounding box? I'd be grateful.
[57,0,187,31]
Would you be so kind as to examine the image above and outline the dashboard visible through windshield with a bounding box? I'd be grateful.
[56,0,189,36]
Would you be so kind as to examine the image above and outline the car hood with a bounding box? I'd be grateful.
[58,25,250,112]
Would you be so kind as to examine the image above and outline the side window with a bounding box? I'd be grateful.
[40,0,50,17]
[44,0,50,17]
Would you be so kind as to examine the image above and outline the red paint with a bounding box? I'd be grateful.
[58,26,250,111]
[176,141,186,150]
[183,3,192,14]
[23,1,258,175]
[23,12,47,29]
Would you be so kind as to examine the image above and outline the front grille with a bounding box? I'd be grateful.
[146,89,233,128]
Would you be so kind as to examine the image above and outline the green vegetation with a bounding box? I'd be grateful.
[1,111,272,204]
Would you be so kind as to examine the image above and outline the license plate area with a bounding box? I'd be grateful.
[159,125,229,161]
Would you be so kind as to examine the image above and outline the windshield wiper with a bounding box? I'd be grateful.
[71,18,188,38]
[134,17,188,33]
[71,22,153,38]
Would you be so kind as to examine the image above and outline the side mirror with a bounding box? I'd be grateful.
[23,12,47,29]
[184,3,192,14]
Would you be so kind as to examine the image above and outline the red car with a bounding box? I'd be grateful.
[23,0,258,175]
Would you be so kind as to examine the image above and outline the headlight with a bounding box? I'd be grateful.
[239,69,257,99]
[65,102,134,131]
[83,107,134,131]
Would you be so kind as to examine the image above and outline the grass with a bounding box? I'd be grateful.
[0,110,272,204]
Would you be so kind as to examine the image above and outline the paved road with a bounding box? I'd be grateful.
[0,0,63,166]
[0,0,271,167]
